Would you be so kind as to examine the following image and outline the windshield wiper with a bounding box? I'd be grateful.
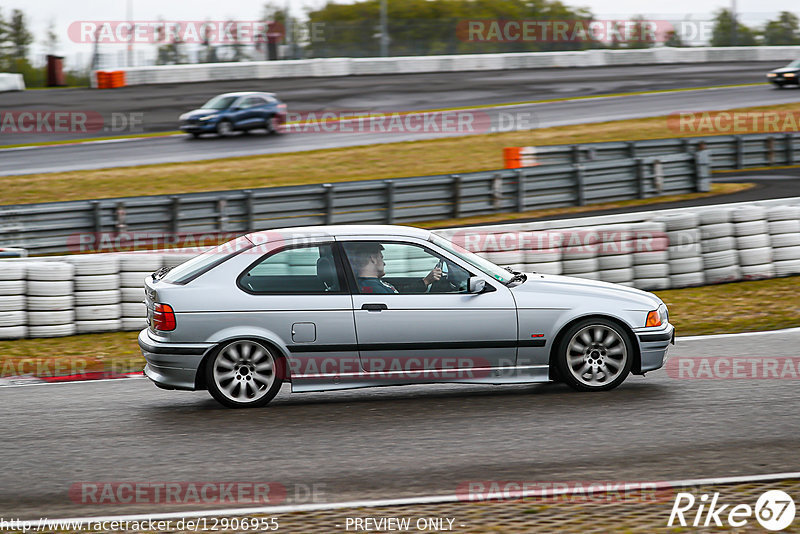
[151,266,173,281]
[503,269,527,285]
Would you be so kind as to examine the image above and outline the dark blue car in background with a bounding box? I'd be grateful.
[179,91,287,138]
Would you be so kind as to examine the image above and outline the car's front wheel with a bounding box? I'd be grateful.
[205,339,284,408]
[216,120,233,137]
[556,318,632,392]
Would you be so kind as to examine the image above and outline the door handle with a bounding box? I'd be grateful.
[361,303,388,312]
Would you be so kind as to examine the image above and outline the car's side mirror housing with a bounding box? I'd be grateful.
[467,276,486,294]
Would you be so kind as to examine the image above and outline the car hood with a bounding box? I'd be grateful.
[771,67,800,74]
[510,273,663,309]
[180,108,221,120]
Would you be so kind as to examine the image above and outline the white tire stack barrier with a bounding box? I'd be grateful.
[656,213,705,288]
[523,231,562,275]
[596,225,634,286]
[162,253,198,269]
[560,229,599,280]
[698,207,741,284]
[629,221,670,290]
[120,254,163,331]
[69,255,121,334]
[733,206,775,280]
[26,262,76,338]
[0,262,27,339]
[483,232,526,272]
[767,206,800,277]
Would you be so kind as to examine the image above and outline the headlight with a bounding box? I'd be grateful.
[645,305,668,327]
[198,115,217,121]
[767,73,777,77]
[785,73,796,78]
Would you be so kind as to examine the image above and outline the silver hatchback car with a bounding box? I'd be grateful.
[139,225,674,408]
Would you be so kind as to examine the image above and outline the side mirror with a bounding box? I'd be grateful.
[467,276,486,294]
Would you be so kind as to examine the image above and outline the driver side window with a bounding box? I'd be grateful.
[342,241,471,295]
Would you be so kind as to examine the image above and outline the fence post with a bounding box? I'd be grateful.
[694,150,712,192]
[385,180,395,224]
[170,196,180,234]
[571,145,582,164]
[90,200,102,234]
[785,133,794,166]
[766,136,775,166]
[243,190,254,232]
[735,136,744,169]
[627,141,637,159]
[452,174,462,219]
[635,158,646,199]
[516,170,525,212]
[323,184,334,225]
[115,201,127,233]
[217,198,228,232]
[653,159,664,194]
[574,164,585,206]
[492,173,503,210]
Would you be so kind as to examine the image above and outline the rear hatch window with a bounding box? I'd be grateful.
[160,236,254,285]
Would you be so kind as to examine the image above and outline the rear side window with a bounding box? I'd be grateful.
[161,236,253,285]
[238,244,343,294]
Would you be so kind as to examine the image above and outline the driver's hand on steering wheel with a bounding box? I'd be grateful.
[422,266,443,286]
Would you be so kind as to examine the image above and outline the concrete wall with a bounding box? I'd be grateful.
[93,46,800,87]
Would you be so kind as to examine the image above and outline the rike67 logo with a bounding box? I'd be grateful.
[668,489,796,531]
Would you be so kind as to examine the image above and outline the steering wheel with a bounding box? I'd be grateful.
[428,260,467,293]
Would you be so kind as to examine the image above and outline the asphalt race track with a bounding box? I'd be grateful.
[0,61,786,142]
[3,329,798,519]
[2,84,800,177]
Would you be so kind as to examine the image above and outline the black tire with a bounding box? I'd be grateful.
[555,318,633,392]
[205,339,284,408]
[190,132,202,139]
[216,120,234,137]
[266,115,282,135]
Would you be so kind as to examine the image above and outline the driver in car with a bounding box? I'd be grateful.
[349,242,441,294]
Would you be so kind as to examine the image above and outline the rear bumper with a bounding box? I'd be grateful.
[635,323,674,374]
[138,329,213,391]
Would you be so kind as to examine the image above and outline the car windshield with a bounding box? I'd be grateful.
[787,59,800,68]
[429,234,513,284]
[202,95,239,110]
[161,236,254,284]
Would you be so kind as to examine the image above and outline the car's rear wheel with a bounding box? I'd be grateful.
[556,318,632,391]
[205,339,283,408]
[216,120,233,137]
[266,115,282,135]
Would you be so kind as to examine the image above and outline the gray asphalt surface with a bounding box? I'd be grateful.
[3,329,798,519]
[1,62,798,176]
[0,61,784,143]
[2,84,799,177]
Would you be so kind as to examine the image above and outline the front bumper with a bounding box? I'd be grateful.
[138,329,214,390]
[180,121,217,133]
[635,323,675,374]
[768,76,799,85]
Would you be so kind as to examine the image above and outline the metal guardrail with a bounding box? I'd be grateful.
[0,150,710,254]
[532,132,800,170]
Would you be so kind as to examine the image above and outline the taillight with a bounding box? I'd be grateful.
[153,303,176,331]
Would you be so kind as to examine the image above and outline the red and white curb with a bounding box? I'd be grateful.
[0,371,143,387]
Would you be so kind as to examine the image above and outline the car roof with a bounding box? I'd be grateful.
[246,225,432,243]
[217,91,276,99]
